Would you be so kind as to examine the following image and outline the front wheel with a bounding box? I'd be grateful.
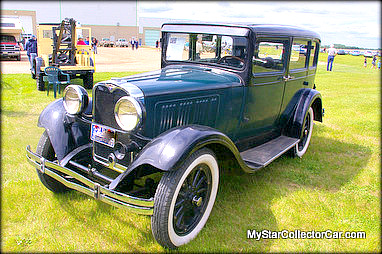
[82,73,93,89]
[36,131,69,193]
[291,107,314,157]
[151,148,219,249]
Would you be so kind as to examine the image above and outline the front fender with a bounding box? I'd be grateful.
[38,98,92,161]
[109,125,248,190]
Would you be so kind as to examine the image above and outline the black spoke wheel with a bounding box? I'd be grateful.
[173,163,212,235]
[291,107,314,157]
[151,148,219,249]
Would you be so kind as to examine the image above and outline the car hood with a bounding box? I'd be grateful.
[108,65,244,98]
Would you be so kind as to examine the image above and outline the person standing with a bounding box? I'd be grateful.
[196,37,203,59]
[327,44,337,71]
[131,38,135,50]
[21,37,26,51]
[85,36,90,45]
[364,57,367,68]
[92,37,98,54]
[25,35,38,69]
[378,58,381,70]
[371,55,377,69]
[77,37,87,45]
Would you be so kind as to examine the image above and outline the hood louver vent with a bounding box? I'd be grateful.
[154,95,219,135]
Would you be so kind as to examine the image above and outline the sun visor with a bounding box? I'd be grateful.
[162,24,250,36]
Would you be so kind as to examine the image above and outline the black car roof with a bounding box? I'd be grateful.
[162,22,321,41]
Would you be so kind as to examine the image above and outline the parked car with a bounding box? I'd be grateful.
[363,51,373,58]
[0,17,22,61]
[116,38,129,47]
[100,37,115,47]
[337,49,346,55]
[26,23,323,249]
[344,50,349,54]
[351,50,361,56]
[0,34,21,61]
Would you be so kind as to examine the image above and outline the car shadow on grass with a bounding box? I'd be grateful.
[54,191,156,251]
[51,124,371,252]
[180,124,372,252]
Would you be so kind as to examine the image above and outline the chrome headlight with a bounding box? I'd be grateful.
[114,96,143,131]
[63,85,89,115]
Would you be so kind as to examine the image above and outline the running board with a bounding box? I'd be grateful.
[240,136,299,168]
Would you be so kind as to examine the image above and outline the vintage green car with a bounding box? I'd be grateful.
[26,22,323,248]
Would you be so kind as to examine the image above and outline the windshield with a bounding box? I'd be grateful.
[165,33,248,69]
[1,35,16,43]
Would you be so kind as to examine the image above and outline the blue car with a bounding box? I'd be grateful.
[351,50,361,56]
[26,22,323,249]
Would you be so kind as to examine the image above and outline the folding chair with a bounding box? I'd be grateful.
[43,66,70,98]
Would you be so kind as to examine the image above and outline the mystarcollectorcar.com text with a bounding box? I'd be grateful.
[247,229,366,240]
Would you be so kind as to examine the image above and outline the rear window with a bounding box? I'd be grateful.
[1,35,16,43]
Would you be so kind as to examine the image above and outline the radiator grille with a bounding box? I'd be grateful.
[0,45,17,51]
[94,85,128,129]
[93,84,128,162]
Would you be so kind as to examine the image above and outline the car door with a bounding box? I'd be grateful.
[280,38,310,113]
[236,37,289,146]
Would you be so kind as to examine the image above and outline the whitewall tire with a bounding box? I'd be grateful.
[292,107,314,157]
[151,148,219,249]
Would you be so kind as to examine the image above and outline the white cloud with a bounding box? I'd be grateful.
[139,1,381,48]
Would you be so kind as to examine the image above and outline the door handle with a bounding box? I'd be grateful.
[283,75,295,81]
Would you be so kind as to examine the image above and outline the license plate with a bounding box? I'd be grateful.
[91,124,116,147]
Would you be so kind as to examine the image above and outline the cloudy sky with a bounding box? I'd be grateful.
[2,1,380,48]
[138,1,381,49]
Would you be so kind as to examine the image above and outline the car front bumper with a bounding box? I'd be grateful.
[0,51,20,57]
[26,145,154,215]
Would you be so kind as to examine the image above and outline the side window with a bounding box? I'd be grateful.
[253,41,286,73]
[309,41,319,68]
[290,39,309,70]
[43,30,53,39]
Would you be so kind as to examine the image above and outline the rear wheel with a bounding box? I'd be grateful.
[36,131,69,193]
[151,148,219,249]
[291,107,314,157]
[36,74,45,91]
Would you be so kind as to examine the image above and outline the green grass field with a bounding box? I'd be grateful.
[1,53,380,252]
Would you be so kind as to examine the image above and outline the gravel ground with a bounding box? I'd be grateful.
[1,46,161,74]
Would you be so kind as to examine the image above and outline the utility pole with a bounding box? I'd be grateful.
[136,0,138,43]
[59,0,62,21]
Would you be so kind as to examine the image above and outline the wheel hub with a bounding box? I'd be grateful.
[192,196,203,207]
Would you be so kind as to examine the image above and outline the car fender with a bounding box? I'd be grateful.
[281,88,322,139]
[109,125,250,190]
[37,98,92,161]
